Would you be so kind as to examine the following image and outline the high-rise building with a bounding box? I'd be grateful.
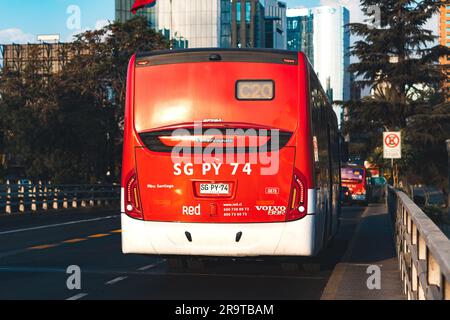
[287,6,350,127]
[0,43,72,75]
[264,0,287,49]
[286,9,313,63]
[116,0,222,48]
[439,3,450,100]
[230,0,265,48]
[115,0,157,25]
[157,0,225,48]
[229,0,288,49]
[115,0,284,49]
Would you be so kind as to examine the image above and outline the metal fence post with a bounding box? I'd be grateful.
[81,199,87,208]
[53,186,58,210]
[42,181,48,210]
[5,180,11,214]
[63,189,68,209]
[31,185,37,212]
[72,186,78,209]
[18,181,25,213]
[89,187,95,207]
[0,182,119,215]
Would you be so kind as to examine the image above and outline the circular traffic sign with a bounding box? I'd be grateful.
[385,133,400,148]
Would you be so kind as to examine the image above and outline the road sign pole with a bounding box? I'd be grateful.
[395,161,399,188]
[391,158,394,187]
[384,132,401,188]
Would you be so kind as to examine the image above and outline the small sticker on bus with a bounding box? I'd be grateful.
[265,187,280,195]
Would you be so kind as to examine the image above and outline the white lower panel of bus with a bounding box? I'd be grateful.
[121,213,318,257]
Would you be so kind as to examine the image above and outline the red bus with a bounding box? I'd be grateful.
[341,165,368,206]
[121,49,341,258]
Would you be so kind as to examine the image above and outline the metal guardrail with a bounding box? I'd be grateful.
[387,186,450,300]
[0,182,120,215]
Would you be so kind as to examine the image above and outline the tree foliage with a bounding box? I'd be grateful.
[344,0,450,190]
[0,17,168,183]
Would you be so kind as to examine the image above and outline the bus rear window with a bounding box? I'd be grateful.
[341,168,364,182]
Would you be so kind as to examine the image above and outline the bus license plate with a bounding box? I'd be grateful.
[199,183,230,195]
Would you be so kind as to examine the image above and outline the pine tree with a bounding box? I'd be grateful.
[345,0,450,190]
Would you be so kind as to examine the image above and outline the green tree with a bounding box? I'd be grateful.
[344,0,450,190]
[58,17,168,182]
[0,45,60,181]
[0,17,168,183]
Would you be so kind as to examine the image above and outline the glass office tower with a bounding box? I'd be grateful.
[264,0,287,50]
[115,0,157,25]
[231,0,265,48]
[287,6,350,127]
[157,0,222,48]
[115,0,282,49]
[287,9,314,63]
[116,0,225,48]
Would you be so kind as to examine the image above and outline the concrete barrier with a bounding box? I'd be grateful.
[387,186,450,300]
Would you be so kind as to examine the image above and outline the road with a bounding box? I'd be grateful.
[0,205,402,300]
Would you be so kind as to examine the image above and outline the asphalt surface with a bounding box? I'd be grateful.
[0,205,401,300]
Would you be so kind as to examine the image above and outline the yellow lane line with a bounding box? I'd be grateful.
[63,238,87,244]
[26,231,116,251]
[28,244,59,250]
[87,233,110,239]
[27,230,114,250]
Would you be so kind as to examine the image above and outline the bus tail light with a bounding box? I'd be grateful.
[124,171,143,220]
[287,170,308,221]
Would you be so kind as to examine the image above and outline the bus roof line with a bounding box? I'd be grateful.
[136,48,299,58]
[135,49,301,67]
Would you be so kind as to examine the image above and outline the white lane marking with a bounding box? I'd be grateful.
[342,263,383,267]
[0,249,29,259]
[0,266,326,281]
[66,293,88,300]
[105,276,128,285]
[0,215,119,236]
[137,260,166,271]
[161,272,327,280]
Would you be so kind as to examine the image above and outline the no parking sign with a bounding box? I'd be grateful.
[383,132,401,159]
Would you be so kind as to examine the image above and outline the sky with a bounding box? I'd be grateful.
[0,0,438,44]
[0,0,115,43]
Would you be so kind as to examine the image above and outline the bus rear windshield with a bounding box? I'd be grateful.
[133,58,299,132]
[342,168,364,182]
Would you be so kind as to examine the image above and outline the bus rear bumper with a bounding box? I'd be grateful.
[121,214,317,257]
